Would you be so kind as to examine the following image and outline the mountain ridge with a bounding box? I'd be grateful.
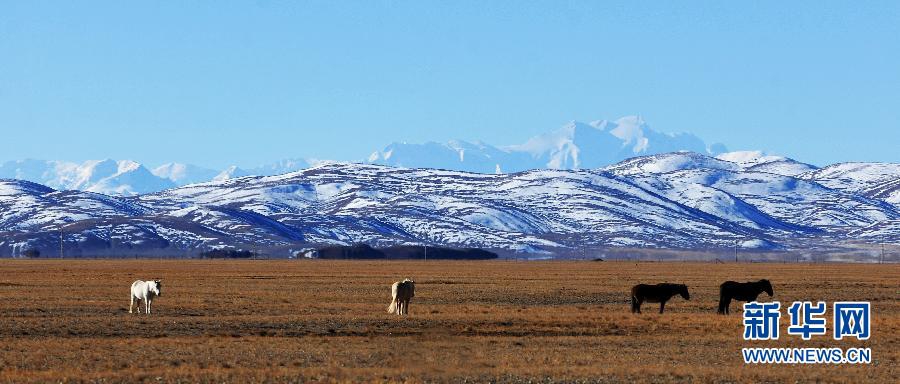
[3,116,735,194]
[1,151,897,259]
[369,116,728,173]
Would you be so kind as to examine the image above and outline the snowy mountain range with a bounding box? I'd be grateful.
[1,151,898,259]
[0,158,314,196]
[369,116,728,173]
[0,116,727,194]
[0,159,176,196]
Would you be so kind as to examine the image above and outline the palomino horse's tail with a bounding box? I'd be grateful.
[387,281,400,314]
[387,298,399,314]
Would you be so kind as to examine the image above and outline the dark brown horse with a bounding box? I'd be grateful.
[631,283,690,314]
[717,279,773,314]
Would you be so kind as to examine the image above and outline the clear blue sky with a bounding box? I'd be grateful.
[1,1,898,168]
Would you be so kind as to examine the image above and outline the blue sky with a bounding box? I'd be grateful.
[1,1,898,168]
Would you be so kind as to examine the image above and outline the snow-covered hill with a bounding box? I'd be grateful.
[797,162,900,207]
[798,162,900,193]
[716,151,817,176]
[1,152,898,258]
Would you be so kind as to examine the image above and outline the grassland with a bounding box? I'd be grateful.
[0,260,897,383]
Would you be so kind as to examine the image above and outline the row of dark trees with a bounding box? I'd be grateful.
[315,244,498,260]
[198,249,255,258]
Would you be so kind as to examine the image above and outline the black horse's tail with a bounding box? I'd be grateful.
[717,284,728,314]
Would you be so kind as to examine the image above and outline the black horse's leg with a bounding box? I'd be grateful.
[632,296,641,314]
[718,295,729,315]
[659,300,666,314]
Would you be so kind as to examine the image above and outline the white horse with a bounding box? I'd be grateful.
[387,278,415,315]
[130,280,161,314]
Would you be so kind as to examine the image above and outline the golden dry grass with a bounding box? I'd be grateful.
[0,260,897,383]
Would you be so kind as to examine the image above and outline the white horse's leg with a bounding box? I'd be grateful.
[146,299,151,315]
[129,295,134,314]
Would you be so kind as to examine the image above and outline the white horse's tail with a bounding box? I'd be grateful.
[387,281,400,314]
[387,299,399,314]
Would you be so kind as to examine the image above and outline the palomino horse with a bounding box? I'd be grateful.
[717,279,773,314]
[387,278,415,315]
[631,283,690,314]
[130,280,161,315]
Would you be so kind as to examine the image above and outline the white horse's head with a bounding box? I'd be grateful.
[152,280,161,296]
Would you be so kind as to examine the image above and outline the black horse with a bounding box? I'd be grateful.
[717,279,773,314]
[631,283,690,314]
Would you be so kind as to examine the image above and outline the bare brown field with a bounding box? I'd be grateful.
[0,260,897,383]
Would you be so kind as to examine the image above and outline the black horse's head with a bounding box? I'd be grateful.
[759,279,773,296]
[679,284,690,300]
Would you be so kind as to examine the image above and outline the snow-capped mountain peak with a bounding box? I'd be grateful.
[152,163,219,186]
[502,116,723,171]
[606,115,650,152]
[370,115,730,173]
[213,165,251,182]
[78,160,175,196]
[0,159,175,196]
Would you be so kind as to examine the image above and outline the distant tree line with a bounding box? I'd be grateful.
[200,248,255,259]
[315,244,498,260]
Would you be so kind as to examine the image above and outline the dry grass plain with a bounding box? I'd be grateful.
[0,259,897,383]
